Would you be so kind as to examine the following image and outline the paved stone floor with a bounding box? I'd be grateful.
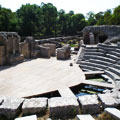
[0,55,85,97]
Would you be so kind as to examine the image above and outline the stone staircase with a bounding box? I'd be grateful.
[77,43,120,81]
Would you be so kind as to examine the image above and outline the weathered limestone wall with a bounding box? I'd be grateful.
[0,46,5,65]
[9,55,24,64]
[19,42,30,58]
[24,37,36,58]
[0,32,20,55]
[43,44,56,56]
[0,32,24,65]
[57,44,71,60]
[38,45,51,58]
[82,25,120,44]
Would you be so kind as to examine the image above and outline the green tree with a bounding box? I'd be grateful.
[72,14,87,34]
[58,10,69,35]
[104,9,112,25]
[87,11,97,25]
[41,3,57,36]
[0,6,18,31]
[95,12,104,25]
[112,5,120,25]
[17,4,42,36]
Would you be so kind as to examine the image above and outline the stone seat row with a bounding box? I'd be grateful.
[78,43,120,81]
[83,55,116,63]
[79,61,120,81]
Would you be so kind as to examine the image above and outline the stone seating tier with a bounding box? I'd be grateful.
[98,46,120,53]
[83,55,116,63]
[89,59,112,66]
[104,70,120,81]
[79,64,102,71]
[80,61,107,69]
[84,48,98,52]
[107,51,120,57]
[107,67,120,76]
[106,54,120,60]
[111,64,120,70]
[84,52,104,56]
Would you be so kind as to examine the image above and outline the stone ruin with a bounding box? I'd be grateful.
[82,25,120,44]
[21,37,56,59]
[1,26,120,119]
[0,31,78,66]
[57,44,71,60]
[0,32,24,65]
[0,32,57,65]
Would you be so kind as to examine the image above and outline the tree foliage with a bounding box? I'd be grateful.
[0,3,120,37]
[0,6,18,31]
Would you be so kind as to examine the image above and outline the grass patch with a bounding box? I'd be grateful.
[87,78,104,82]
[70,44,78,47]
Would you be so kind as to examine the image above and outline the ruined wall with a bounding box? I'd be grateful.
[38,45,51,58]
[82,25,120,44]
[0,46,5,65]
[19,42,30,58]
[57,44,71,60]
[0,32,20,55]
[0,32,24,65]
[43,44,56,56]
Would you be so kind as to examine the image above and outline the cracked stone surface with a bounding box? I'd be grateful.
[78,95,100,114]
[0,96,24,119]
[22,98,48,116]
[48,97,79,119]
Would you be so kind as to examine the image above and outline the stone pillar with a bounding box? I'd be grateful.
[0,46,5,65]
[79,40,84,48]
[13,39,16,55]
[19,42,30,58]
[89,32,94,44]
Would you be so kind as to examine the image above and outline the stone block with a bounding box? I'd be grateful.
[47,118,52,120]
[76,114,95,120]
[104,108,120,120]
[38,45,51,58]
[9,54,24,64]
[0,96,24,119]
[0,32,22,65]
[98,93,119,109]
[117,42,120,47]
[0,46,5,65]
[78,95,100,114]
[31,50,41,58]
[48,97,79,119]
[19,42,30,58]
[24,37,36,51]
[43,44,56,56]
[15,115,37,120]
[57,44,71,60]
[0,32,20,55]
[22,98,48,116]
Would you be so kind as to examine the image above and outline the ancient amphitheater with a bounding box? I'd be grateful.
[0,25,120,120]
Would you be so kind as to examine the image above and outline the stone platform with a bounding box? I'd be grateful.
[0,56,85,97]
